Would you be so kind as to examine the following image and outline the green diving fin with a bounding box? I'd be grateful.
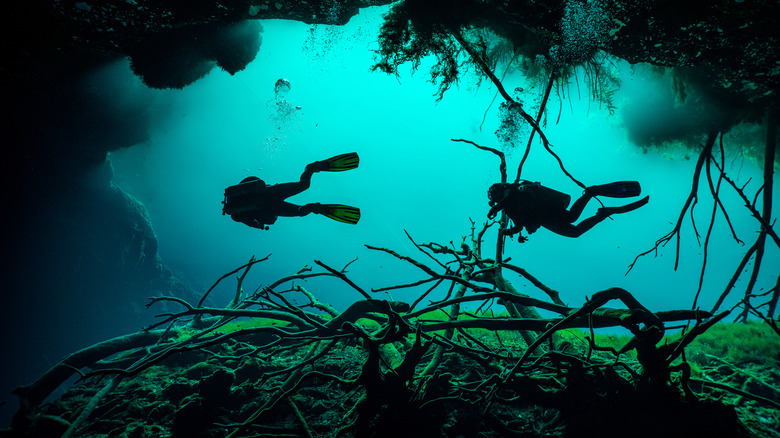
[311,152,359,172]
[319,204,361,224]
[587,181,641,198]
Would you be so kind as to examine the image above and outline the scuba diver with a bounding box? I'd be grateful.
[487,180,649,242]
[222,152,360,230]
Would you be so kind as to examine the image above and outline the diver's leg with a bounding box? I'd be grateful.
[549,196,649,237]
[271,167,316,200]
[297,203,325,216]
[275,201,313,217]
[563,182,644,222]
[543,215,605,238]
[562,194,593,223]
[276,201,328,218]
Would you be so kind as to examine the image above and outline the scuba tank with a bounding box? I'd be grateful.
[519,181,571,209]
[222,177,266,215]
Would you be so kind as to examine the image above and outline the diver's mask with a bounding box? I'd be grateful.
[487,183,511,219]
[487,183,508,206]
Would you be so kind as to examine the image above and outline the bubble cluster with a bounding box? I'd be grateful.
[495,101,529,151]
[265,78,301,151]
[273,78,291,99]
[551,0,611,67]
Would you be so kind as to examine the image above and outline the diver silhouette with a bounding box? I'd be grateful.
[487,180,649,242]
[222,152,360,230]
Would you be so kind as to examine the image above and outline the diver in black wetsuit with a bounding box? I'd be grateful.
[222,153,361,230]
[487,180,649,242]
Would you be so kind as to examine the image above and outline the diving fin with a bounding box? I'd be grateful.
[587,181,641,198]
[310,152,359,172]
[598,196,649,217]
[319,204,361,224]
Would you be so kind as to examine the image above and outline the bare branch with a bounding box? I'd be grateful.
[451,138,506,183]
[715,164,780,249]
[494,263,565,306]
[197,254,271,308]
[628,132,717,273]
[516,70,556,182]
[314,260,371,299]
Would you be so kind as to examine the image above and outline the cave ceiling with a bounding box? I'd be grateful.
[4,1,776,102]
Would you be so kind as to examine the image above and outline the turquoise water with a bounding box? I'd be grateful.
[105,8,777,317]
[2,5,779,434]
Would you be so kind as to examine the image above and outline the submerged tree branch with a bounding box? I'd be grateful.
[628,132,718,273]
[516,70,556,182]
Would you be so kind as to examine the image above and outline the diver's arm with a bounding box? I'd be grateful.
[503,224,521,235]
[502,224,529,243]
[245,219,270,230]
[487,201,505,220]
